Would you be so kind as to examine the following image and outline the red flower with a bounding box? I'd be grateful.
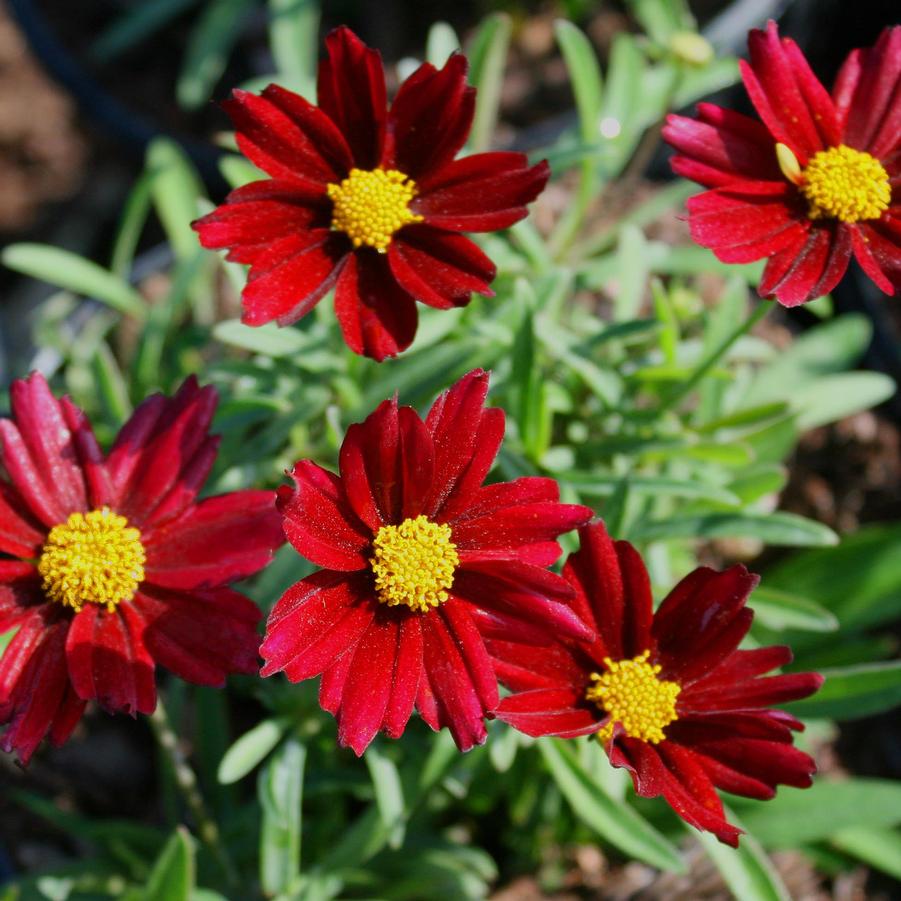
[490,521,823,846]
[663,22,901,306]
[260,370,593,754]
[192,27,550,361]
[0,374,284,763]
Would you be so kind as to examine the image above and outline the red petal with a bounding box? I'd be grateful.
[454,562,592,643]
[0,481,44,558]
[663,105,781,188]
[277,461,369,571]
[680,671,823,713]
[389,54,474,179]
[192,180,329,266]
[317,27,386,169]
[224,87,348,184]
[241,230,346,327]
[691,646,793,688]
[389,226,495,310]
[423,369,499,517]
[760,224,852,307]
[420,611,488,751]
[144,490,282,589]
[383,614,423,738]
[441,601,498,715]
[0,613,71,764]
[685,183,809,264]
[414,153,549,231]
[653,565,758,678]
[65,603,156,715]
[334,252,418,361]
[260,571,373,680]
[691,737,816,795]
[494,687,600,738]
[0,566,42,633]
[852,219,901,295]
[839,26,901,158]
[48,683,87,748]
[135,584,261,685]
[0,373,87,527]
[334,615,397,755]
[110,376,217,523]
[741,21,830,161]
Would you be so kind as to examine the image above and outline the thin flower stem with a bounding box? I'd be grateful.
[150,698,238,886]
[659,301,770,414]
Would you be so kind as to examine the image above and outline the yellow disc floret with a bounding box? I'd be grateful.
[587,650,681,745]
[38,507,146,613]
[327,167,423,252]
[800,145,891,223]
[370,515,459,613]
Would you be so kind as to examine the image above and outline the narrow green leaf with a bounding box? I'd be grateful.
[785,660,901,720]
[426,22,461,66]
[146,138,204,260]
[737,779,901,847]
[614,225,648,321]
[2,244,145,318]
[268,0,319,93]
[792,371,896,430]
[750,586,838,634]
[90,0,201,63]
[213,319,309,356]
[259,736,306,895]
[143,827,195,901]
[554,20,603,143]
[539,739,685,872]
[178,0,255,109]
[831,826,901,881]
[110,170,154,278]
[467,14,512,152]
[562,473,740,506]
[631,512,838,547]
[364,746,406,850]
[218,718,288,784]
[696,813,790,901]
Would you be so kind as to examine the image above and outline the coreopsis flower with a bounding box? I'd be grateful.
[489,521,823,846]
[0,374,284,763]
[192,27,550,361]
[663,22,901,306]
[260,369,593,753]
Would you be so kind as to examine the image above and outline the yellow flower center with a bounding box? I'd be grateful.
[776,143,891,223]
[586,650,681,745]
[38,508,146,613]
[327,167,423,252]
[370,515,459,613]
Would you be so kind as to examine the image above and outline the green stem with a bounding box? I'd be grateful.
[659,302,770,414]
[150,698,238,886]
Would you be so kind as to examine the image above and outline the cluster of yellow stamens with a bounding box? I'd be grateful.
[370,515,459,613]
[327,167,423,252]
[586,650,681,745]
[776,142,891,224]
[37,507,146,613]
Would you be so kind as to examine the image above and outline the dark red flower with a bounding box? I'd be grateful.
[663,22,901,306]
[192,27,550,361]
[0,374,284,763]
[260,369,593,754]
[489,521,823,846]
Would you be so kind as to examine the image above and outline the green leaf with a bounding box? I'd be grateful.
[614,225,648,321]
[2,244,145,318]
[792,371,896,430]
[89,0,201,63]
[110,170,154,277]
[562,473,740,506]
[737,779,901,848]
[146,138,205,261]
[764,523,901,632]
[598,32,644,175]
[785,661,901,720]
[631,512,838,547]
[696,813,790,901]
[467,14,511,152]
[750,586,838,633]
[554,20,603,144]
[426,22,461,67]
[177,0,255,109]
[831,826,901,881]
[539,739,685,872]
[213,319,310,356]
[218,718,288,784]
[364,745,406,850]
[268,0,319,94]
[259,735,306,895]
[143,827,195,901]
[626,0,691,43]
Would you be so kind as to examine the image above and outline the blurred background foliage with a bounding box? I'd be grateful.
[0,0,900,899]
